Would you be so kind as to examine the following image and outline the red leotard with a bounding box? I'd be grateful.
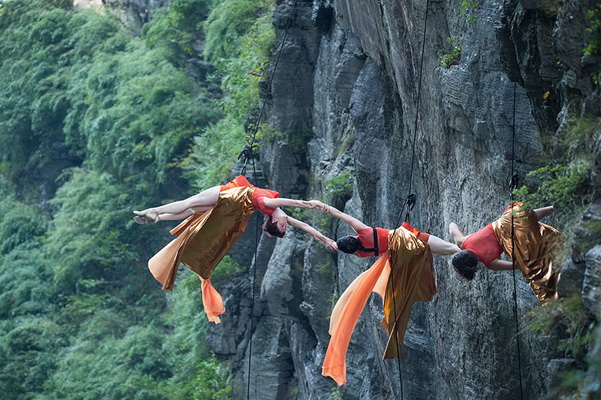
[220,175,280,217]
[355,227,390,257]
[461,224,503,267]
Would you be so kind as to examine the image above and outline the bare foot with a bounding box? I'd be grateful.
[133,209,159,222]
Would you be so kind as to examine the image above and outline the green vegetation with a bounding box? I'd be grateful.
[325,171,354,202]
[210,255,246,286]
[439,36,462,68]
[584,4,601,56]
[185,0,275,190]
[182,116,246,190]
[143,0,212,62]
[0,0,274,397]
[460,0,480,23]
[292,172,355,234]
[526,295,596,397]
[517,116,598,397]
[329,387,343,400]
[512,164,589,216]
[203,0,272,61]
[513,117,597,227]
[0,0,218,199]
[316,262,332,275]
[288,129,314,152]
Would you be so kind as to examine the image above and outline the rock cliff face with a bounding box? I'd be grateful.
[208,0,601,399]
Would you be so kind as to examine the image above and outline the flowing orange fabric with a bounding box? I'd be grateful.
[492,205,562,302]
[322,255,390,385]
[322,227,435,385]
[148,185,255,323]
[200,277,226,323]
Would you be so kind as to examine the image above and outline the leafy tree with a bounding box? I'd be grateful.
[143,0,212,61]
[0,0,271,397]
[203,0,271,61]
[0,0,219,200]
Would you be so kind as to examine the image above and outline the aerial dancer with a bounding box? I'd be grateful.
[311,202,460,386]
[449,203,562,302]
[133,175,336,323]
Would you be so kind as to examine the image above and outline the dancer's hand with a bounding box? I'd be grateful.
[324,238,338,251]
[317,236,338,251]
[308,200,329,212]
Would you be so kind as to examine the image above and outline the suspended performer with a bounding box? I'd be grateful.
[310,201,460,386]
[133,175,336,323]
[449,203,562,302]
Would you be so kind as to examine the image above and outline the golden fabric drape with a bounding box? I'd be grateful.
[148,186,255,322]
[322,227,435,385]
[382,227,434,359]
[492,206,562,302]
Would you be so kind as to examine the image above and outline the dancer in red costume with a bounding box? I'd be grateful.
[134,175,336,323]
[449,203,561,301]
[311,202,459,385]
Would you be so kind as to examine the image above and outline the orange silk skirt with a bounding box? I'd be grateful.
[148,185,255,323]
[322,226,435,385]
[492,205,562,302]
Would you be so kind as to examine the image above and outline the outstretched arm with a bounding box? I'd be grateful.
[428,235,461,255]
[487,259,514,270]
[287,217,338,251]
[307,201,369,233]
[533,205,555,221]
[263,197,327,211]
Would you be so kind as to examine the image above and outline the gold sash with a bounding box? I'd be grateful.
[322,226,436,385]
[491,207,562,301]
[382,227,435,359]
[148,186,255,289]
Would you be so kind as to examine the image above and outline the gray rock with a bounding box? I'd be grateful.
[557,258,586,298]
[205,0,601,398]
[583,245,601,315]
[573,205,601,263]
[583,324,601,399]
[261,233,306,320]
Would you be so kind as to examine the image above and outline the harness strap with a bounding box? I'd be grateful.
[361,228,380,256]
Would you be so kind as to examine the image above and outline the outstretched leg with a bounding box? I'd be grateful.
[134,186,221,222]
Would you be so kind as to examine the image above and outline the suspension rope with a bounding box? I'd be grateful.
[246,157,262,400]
[403,0,431,207]
[385,1,431,397]
[240,0,298,176]
[509,82,525,399]
[242,1,298,398]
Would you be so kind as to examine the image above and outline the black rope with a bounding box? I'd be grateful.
[386,1,431,397]
[243,1,298,398]
[240,0,298,175]
[510,82,524,400]
[402,0,432,219]
[246,157,262,400]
